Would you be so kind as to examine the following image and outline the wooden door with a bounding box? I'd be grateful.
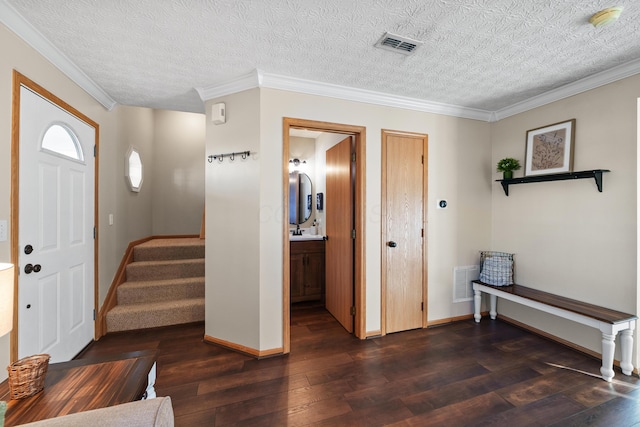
[18,85,96,362]
[325,137,354,333]
[382,131,427,334]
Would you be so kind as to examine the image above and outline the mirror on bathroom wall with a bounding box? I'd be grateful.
[289,171,312,224]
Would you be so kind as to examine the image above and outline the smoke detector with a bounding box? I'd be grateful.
[375,32,423,56]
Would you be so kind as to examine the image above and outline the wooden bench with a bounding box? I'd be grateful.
[472,280,637,382]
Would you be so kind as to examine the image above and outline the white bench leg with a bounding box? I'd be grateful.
[474,290,482,323]
[619,328,634,376]
[600,332,616,382]
[489,294,497,320]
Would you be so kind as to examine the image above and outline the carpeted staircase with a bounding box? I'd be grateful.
[106,238,205,333]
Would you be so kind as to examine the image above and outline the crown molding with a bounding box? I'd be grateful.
[0,0,117,111]
[493,58,640,121]
[195,70,262,101]
[197,69,493,122]
[198,60,640,123]
[261,72,494,121]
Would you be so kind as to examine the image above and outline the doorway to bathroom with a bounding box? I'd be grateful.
[282,118,366,353]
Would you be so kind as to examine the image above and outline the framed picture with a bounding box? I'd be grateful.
[525,119,576,176]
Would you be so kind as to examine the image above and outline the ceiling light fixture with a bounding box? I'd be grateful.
[589,6,623,28]
[289,158,306,172]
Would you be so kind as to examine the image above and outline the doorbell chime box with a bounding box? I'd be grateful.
[211,103,226,124]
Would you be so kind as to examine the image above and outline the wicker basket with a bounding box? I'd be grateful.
[7,354,50,399]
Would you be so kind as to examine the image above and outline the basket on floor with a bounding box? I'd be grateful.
[7,354,50,399]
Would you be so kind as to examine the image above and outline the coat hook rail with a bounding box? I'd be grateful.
[208,150,251,163]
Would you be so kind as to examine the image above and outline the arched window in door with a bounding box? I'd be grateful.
[41,123,85,162]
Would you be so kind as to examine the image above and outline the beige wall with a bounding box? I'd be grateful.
[490,75,639,364]
[205,89,262,348]
[114,106,154,268]
[205,87,492,351]
[152,109,205,235]
[117,108,205,239]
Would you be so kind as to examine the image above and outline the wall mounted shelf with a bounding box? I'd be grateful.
[497,169,610,196]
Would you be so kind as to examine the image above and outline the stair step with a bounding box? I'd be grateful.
[126,258,205,281]
[106,298,204,333]
[106,237,207,334]
[117,277,205,305]
[134,238,205,262]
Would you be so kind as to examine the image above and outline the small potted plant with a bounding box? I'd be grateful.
[496,157,521,180]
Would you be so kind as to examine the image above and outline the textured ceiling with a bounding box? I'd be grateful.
[4,0,640,114]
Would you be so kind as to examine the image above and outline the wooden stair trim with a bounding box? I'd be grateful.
[96,234,201,338]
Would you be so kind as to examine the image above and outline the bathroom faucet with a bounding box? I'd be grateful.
[294,224,302,236]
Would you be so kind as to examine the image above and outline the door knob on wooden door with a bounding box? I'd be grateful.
[387,241,397,248]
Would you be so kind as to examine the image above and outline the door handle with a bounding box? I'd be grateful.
[387,241,397,248]
[24,264,41,274]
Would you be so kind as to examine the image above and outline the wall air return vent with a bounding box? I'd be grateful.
[375,32,423,56]
[453,265,480,303]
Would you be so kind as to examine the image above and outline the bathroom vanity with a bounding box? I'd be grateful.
[290,238,325,303]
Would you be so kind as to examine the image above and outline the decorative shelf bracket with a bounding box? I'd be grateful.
[497,169,610,196]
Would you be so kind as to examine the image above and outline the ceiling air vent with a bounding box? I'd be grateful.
[375,32,423,56]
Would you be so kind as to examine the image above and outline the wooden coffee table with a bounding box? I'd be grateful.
[0,350,157,426]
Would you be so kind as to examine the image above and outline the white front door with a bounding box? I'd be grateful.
[18,85,96,362]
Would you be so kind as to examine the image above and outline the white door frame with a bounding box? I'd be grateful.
[10,71,100,362]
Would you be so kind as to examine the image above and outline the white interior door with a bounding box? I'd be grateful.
[18,86,95,362]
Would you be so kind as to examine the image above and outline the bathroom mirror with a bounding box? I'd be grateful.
[289,171,312,224]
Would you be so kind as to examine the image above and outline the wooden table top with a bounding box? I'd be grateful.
[0,350,157,426]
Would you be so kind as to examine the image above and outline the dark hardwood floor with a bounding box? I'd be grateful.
[81,303,640,426]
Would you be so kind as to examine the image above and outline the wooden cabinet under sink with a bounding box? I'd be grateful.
[290,240,325,303]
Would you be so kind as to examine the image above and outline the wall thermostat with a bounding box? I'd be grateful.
[437,200,447,209]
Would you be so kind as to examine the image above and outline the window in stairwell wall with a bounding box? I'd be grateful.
[126,146,143,192]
